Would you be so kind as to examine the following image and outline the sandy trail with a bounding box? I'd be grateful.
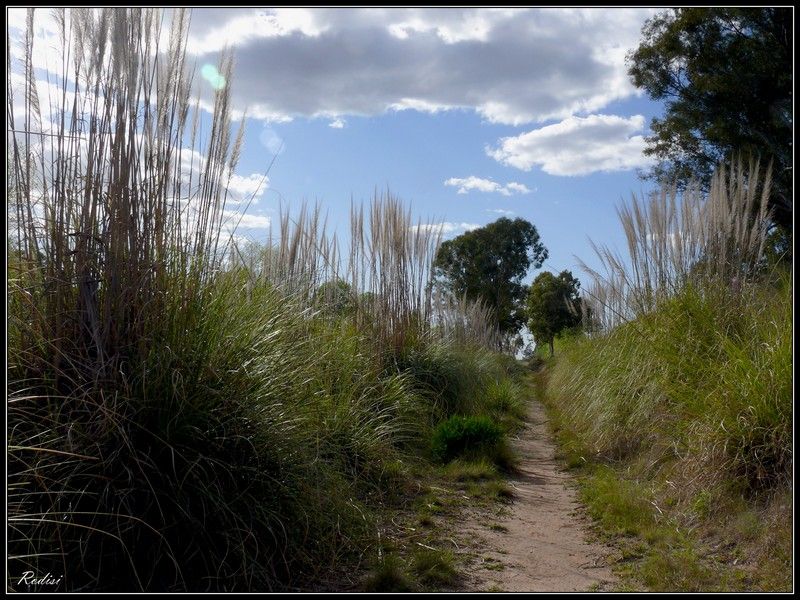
[461,400,617,592]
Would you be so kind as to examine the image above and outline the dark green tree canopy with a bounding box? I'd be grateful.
[433,217,548,337]
[627,8,792,230]
[314,279,355,317]
[526,270,582,357]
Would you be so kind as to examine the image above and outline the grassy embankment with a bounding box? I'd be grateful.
[534,162,792,591]
[7,9,524,592]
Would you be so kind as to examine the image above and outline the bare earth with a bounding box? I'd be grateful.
[461,401,617,592]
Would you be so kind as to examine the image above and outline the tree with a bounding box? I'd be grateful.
[526,270,582,358]
[315,279,355,317]
[433,217,547,343]
[627,8,792,232]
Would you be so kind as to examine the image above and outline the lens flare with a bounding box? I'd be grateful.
[201,64,226,90]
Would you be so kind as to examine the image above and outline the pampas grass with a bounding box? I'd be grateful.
[581,157,773,330]
[7,8,514,591]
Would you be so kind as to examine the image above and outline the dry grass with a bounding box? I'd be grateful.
[230,195,501,355]
[581,158,773,330]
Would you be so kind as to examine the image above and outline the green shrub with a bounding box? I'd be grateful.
[430,415,506,465]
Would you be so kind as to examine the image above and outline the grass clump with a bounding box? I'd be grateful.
[410,548,459,588]
[431,415,506,465]
[363,554,417,592]
[485,378,527,430]
[443,459,499,482]
[397,341,501,421]
[581,466,656,538]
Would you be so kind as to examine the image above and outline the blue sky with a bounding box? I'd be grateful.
[239,93,665,282]
[10,7,668,285]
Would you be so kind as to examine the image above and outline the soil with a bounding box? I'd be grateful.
[459,400,618,592]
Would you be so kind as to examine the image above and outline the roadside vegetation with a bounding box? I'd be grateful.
[7,8,526,592]
[7,6,791,594]
[535,158,792,591]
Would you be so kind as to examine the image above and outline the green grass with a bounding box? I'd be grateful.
[467,480,516,503]
[536,270,792,592]
[410,548,459,588]
[431,415,505,463]
[363,554,417,592]
[4,9,529,591]
[443,459,500,482]
[581,466,656,538]
[484,378,528,431]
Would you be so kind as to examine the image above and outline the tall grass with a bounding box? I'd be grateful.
[7,8,515,591]
[541,158,791,589]
[555,156,789,489]
[231,195,500,356]
[580,157,772,330]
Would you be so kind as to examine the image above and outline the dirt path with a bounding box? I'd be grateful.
[460,400,617,592]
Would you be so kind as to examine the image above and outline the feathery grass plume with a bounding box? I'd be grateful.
[580,156,772,330]
[8,8,521,591]
[6,7,275,590]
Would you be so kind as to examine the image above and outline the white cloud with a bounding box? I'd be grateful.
[504,182,533,194]
[387,9,516,44]
[226,173,269,203]
[183,8,656,125]
[486,208,515,215]
[13,8,658,132]
[329,118,346,129]
[444,176,531,196]
[185,8,327,55]
[411,221,480,235]
[487,114,654,176]
[224,211,271,230]
[177,147,269,205]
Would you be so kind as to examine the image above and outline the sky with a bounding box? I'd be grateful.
[9,7,667,285]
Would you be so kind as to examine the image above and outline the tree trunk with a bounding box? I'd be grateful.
[548,339,554,358]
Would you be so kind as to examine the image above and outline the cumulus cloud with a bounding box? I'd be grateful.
[445,176,531,196]
[184,8,327,55]
[11,8,657,129]
[487,114,654,176]
[224,211,271,230]
[410,221,480,235]
[329,118,346,129]
[182,8,655,125]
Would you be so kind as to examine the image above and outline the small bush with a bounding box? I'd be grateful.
[430,415,506,465]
